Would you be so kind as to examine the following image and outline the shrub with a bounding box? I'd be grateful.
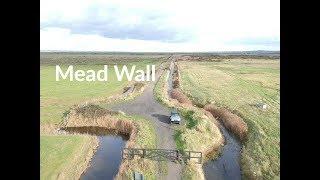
[182,110,198,129]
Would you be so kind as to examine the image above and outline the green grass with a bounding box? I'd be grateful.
[181,110,198,129]
[40,135,95,180]
[174,130,187,151]
[119,114,157,148]
[40,57,163,179]
[41,60,157,124]
[178,59,280,179]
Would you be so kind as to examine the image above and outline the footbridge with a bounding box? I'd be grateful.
[122,148,202,164]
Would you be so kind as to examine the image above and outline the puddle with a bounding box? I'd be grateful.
[60,127,128,180]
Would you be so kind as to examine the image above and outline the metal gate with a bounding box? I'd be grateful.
[122,148,202,164]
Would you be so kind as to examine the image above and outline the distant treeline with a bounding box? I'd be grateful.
[40,52,167,65]
[40,51,279,65]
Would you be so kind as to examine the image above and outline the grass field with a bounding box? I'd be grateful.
[41,60,158,124]
[40,135,98,180]
[40,54,163,179]
[178,59,280,179]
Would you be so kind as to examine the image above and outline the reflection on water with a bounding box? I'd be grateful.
[203,125,241,180]
[61,127,128,180]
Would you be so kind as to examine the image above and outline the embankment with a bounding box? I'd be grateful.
[204,104,248,141]
[154,63,224,179]
[62,104,157,179]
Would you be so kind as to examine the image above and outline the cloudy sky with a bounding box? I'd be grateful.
[40,0,280,52]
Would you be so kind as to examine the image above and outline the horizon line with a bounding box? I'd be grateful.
[40,50,280,53]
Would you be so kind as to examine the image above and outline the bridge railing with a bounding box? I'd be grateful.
[122,148,202,164]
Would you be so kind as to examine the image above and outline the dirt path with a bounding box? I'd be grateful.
[110,64,182,180]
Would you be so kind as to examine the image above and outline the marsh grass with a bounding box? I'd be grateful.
[178,59,280,179]
[62,104,158,179]
[204,104,248,141]
[171,89,192,105]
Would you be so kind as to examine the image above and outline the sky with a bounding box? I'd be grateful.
[40,0,280,52]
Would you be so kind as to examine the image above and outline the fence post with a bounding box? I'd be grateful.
[176,150,179,161]
[142,149,146,158]
[130,149,134,159]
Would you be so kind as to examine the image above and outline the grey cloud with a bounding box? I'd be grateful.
[41,4,193,42]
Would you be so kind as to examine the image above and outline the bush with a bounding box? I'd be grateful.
[182,110,198,129]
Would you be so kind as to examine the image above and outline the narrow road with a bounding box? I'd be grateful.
[110,63,182,180]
